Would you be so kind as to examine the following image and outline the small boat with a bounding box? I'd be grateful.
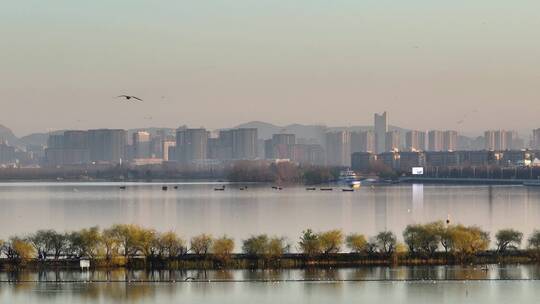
[119,186,126,190]
[277,187,283,190]
[271,186,278,189]
[162,186,168,191]
[338,169,360,186]
[306,187,316,191]
[342,188,354,192]
[214,186,225,191]
[173,186,179,189]
[320,188,333,191]
[239,187,246,190]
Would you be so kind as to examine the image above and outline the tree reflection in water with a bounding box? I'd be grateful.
[1,265,539,302]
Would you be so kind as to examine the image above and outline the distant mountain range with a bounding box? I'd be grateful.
[0,124,22,147]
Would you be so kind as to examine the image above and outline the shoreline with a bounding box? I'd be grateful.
[1,251,538,271]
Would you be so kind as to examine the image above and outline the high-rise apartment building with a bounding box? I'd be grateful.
[162,140,176,161]
[87,129,127,163]
[265,134,296,159]
[385,130,400,152]
[351,131,375,153]
[532,129,540,149]
[291,144,326,166]
[405,130,426,151]
[175,128,208,163]
[427,130,457,151]
[484,130,515,151]
[374,112,388,154]
[428,130,444,151]
[231,128,258,160]
[208,128,258,160]
[62,130,90,164]
[443,130,458,151]
[325,131,351,166]
[132,131,151,159]
[272,134,296,145]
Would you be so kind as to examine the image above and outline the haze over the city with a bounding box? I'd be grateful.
[1,0,540,136]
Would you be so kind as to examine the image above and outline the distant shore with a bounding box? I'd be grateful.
[399,176,540,185]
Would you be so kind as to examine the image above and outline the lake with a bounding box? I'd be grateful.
[0,182,539,249]
[2,266,540,304]
[2,182,540,303]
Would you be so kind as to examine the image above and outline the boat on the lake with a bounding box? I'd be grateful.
[339,169,361,187]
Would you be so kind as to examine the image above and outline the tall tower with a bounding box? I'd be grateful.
[532,129,540,149]
[374,112,388,154]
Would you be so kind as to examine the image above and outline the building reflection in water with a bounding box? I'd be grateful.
[374,189,388,233]
[412,184,424,223]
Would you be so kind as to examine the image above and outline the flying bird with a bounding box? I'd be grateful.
[117,95,143,102]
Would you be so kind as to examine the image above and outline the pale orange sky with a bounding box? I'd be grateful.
[1,0,540,136]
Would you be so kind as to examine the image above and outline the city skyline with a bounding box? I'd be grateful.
[2,1,540,303]
[3,117,538,169]
[2,1,540,136]
[2,118,539,139]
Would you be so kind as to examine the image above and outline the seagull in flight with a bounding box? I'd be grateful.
[117,95,143,102]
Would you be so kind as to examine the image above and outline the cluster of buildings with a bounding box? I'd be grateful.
[352,150,538,173]
[0,139,44,168]
[36,127,325,168]
[324,112,460,167]
[325,112,531,169]
[1,112,540,171]
[45,129,127,166]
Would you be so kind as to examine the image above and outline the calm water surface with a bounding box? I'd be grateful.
[2,182,540,303]
[1,265,540,303]
[1,182,539,247]
[1,279,540,304]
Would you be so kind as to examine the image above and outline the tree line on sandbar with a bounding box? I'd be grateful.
[2,222,540,267]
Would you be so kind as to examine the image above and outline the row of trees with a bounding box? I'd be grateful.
[296,223,540,258]
[2,223,540,264]
[227,161,340,184]
[0,225,234,264]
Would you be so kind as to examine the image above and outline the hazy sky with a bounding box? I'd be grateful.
[1,0,540,136]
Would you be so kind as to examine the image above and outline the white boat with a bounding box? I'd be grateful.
[339,169,361,187]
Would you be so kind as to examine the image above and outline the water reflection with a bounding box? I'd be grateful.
[2,183,540,250]
[2,268,540,304]
[2,265,539,283]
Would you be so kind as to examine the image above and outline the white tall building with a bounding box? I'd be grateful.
[484,130,515,151]
[374,112,388,154]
